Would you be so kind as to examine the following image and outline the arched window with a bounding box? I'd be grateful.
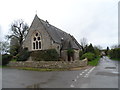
[32,32,42,50]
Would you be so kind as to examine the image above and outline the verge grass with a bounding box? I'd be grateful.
[88,56,100,66]
[110,58,120,61]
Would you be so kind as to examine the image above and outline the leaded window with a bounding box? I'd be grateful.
[32,32,42,50]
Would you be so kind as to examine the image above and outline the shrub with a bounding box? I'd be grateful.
[67,49,74,57]
[108,48,120,59]
[81,52,95,61]
[2,54,12,65]
[31,49,59,61]
[94,48,100,58]
[79,50,84,60]
[17,48,30,61]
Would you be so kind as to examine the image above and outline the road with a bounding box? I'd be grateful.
[2,56,119,88]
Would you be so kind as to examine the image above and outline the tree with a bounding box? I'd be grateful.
[111,45,118,49]
[94,46,101,57]
[107,46,109,51]
[118,44,120,48]
[0,41,9,54]
[9,37,19,56]
[6,20,29,53]
[94,45,102,50]
[80,37,88,52]
[105,46,109,55]
[86,43,95,53]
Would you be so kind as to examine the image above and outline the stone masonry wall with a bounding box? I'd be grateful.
[7,59,88,69]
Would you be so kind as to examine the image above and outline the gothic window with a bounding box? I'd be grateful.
[32,32,42,50]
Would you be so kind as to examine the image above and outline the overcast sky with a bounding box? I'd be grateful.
[0,0,119,49]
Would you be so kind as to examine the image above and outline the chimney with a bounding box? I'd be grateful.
[46,20,49,24]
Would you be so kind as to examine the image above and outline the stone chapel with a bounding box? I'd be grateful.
[23,15,81,61]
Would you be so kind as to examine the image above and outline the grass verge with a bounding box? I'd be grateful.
[0,65,8,68]
[110,58,120,61]
[88,56,100,66]
[2,66,87,71]
[3,66,69,71]
[20,67,68,71]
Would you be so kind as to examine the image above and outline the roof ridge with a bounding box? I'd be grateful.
[32,15,80,49]
[36,16,55,42]
[36,15,69,36]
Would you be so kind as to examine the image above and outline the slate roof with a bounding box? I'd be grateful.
[32,15,81,50]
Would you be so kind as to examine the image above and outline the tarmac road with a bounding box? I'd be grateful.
[2,56,119,88]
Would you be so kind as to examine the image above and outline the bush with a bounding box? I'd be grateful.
[81,52,95,61]
[108,48,120,59]
[67,49,74,57]
[31,49,59,61]
[94,48,100,58]
[79,50,84,60]
[10,45,19,56]
[17,48,30,61]
[2,54,12,65]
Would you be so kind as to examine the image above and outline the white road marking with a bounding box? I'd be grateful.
[84,67,95,78]
[82,72,85,74]
[80,73,82,75]
[70,84,74,87]
[84,69,88,72]
[71,67,96,88]
[112,71,119,74]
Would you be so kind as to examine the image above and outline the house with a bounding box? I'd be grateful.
[23,15,81,61]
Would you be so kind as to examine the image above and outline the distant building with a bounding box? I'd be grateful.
[23,15,81,61]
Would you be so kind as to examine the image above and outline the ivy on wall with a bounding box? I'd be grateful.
[30,49,59,61]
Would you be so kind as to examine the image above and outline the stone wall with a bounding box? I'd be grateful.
[7,59,88,69]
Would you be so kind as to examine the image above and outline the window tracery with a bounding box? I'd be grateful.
[32,32,41,50]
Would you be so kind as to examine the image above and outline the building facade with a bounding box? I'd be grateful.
[23,15,81,61]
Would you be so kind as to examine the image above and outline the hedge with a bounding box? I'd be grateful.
[17,48,30,61]
[108,48,120,59]
[30,49,59,61]
[2,54,12,65]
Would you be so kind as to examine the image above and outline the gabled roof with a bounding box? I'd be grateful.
[30,15,81,50]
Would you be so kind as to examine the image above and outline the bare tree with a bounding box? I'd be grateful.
[94,45,102,50]
[111,45,118,49]
[6,20,29,52]
[80,37,88,51]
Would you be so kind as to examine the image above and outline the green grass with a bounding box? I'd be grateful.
[110,58,120,61]
[11,59,17,62]
[88,57,100,66]
[1,65,68,71]
[9,67,68,71]
[0,65,9,68]
[107,55,120,61]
